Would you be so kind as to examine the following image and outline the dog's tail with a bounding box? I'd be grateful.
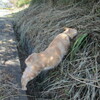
[64,27,77,39]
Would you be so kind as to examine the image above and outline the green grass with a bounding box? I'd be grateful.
[17,0,31,7]
[70,33,88,60]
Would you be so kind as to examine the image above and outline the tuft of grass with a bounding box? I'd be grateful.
[57,0,79,5]
[30,0,44,5]
[70,33,88,60]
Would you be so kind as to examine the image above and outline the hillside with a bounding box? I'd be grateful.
[14,0,100,99]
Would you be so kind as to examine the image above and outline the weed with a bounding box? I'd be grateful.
[70,33,88,60]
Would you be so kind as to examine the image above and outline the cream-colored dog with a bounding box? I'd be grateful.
[21,28,77,90]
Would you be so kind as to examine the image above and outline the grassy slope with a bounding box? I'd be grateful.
[14,1,100,99]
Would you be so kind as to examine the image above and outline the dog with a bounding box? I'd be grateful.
[21,28,77,90]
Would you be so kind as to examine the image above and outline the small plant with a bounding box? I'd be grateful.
[70,33,88,60]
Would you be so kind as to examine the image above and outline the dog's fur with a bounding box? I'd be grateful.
[21,28,77,90]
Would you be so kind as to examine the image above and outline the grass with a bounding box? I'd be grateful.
[14,0,100,99]
[17,0,31,7]
[0,69,19,100]
[30,0,44,5]
[30,0,100,6]
[70,33,88,60]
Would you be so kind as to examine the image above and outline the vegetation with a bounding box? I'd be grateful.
[14,0,100,99]
[70,33,88,60]
[17,0,31,7]
[10,0,31,7]
[30,0,99,5]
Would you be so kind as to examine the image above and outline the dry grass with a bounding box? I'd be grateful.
[14,1,100,99]
[0,69,19,100]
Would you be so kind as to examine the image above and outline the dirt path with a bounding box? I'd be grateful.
[0,10,12,17]
[0,13,28,99]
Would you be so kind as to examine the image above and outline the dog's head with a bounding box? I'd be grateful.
[21,53,41,90]
[64,27,77,39]
[21,67,32,90]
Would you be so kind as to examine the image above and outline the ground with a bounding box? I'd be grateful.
[0,11,28,100]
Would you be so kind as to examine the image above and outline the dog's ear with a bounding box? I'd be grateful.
[25,53,38,67]
[25,54,33,68]
[25,55,32,64]
[64,27,69,32]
